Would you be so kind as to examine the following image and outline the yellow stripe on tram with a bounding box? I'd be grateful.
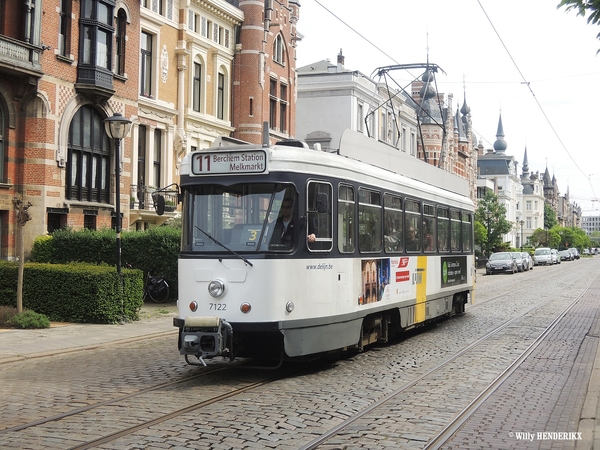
[414,255,427,323]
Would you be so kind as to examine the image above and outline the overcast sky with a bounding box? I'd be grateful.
[295,0,600,214]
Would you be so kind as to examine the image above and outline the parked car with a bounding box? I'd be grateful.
[511,252,525,272]
[533,247,552,266]
[551,249,560,264]
[571,248,580,259]
[486,252,518,275]
[558,249,573,261]
[521,252,533,270]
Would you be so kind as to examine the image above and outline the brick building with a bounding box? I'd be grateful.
[0,0,140,259]
[231,0,300,144]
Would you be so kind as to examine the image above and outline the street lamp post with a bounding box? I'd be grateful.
[485,211,491,257]
[104,113,132,321]
[520,220,524,251]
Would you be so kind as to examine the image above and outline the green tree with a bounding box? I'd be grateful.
[558,0,600,52]
[474,220,487,256]
[475,192,513,256]
[544,203,558,230]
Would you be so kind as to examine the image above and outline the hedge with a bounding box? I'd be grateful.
[30,227,180,299]
[0,262,143,323]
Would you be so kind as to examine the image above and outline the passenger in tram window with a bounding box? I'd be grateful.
[423,219,434,251]
[406,225,419,251]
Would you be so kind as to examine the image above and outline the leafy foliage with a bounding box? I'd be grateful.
[544,203,558,230]
[558,0,600,52]
[30,227,180,299]
[10,310,50,329]
[0,262,143,323]
[475,192,513,256]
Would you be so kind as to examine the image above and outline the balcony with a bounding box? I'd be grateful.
[129,186,179,225]
[0,34,43,78]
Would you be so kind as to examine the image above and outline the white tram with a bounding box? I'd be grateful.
[170,130,475,366]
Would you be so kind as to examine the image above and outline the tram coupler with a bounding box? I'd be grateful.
[180,316,233,363]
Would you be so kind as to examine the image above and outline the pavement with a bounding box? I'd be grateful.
[0,275,599,448]
[0,301,179,364]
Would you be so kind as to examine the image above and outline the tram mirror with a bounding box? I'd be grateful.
[154,194,165,216]
[316,193,329,213]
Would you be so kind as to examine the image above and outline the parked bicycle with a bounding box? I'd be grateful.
[144,271,170,303]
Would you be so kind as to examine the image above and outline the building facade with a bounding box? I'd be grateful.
[296,52,419,153]
[231,0,300,145]
[0,0,140,258]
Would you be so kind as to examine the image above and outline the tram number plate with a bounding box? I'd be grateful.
[209,303,227,311]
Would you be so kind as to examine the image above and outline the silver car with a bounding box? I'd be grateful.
[521,252,533,270]
[533,247,552,266]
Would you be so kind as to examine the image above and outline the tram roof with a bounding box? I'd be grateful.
[181,130,472,208]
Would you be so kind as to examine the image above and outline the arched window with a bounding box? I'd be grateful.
[273,34,285,65]
[66,106,111,203]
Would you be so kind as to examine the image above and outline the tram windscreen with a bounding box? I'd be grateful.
[181,183,296,253]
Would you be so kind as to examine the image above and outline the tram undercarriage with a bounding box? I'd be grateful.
[177,290,470,366]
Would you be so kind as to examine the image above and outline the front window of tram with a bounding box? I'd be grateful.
[182,183,297,253]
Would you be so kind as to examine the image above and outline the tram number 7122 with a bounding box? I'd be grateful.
[209,303,227,311]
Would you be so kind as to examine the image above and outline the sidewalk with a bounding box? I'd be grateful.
[0,302,178,365]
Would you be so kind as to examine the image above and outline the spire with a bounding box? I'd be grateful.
[522,147,529,174]
[493,113,507,154]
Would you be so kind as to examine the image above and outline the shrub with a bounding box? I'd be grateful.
[10,310,50,329]
[29,227,180,299]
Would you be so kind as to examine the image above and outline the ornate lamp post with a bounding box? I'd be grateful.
[104,113,132,311]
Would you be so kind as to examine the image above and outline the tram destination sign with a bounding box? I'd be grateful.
[191,150,267,175]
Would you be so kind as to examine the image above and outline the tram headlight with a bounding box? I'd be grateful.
[208,279,226,298]
[286,301,294,313]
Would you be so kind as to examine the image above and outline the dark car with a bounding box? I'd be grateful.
[486,252,517,275]
[558,250,573,261]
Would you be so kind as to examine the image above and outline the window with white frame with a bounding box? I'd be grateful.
[217,71,225,120]
[193,62,202,112]
[140,31,153,97]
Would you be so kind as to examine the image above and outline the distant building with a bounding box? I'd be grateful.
[517,148,545,247]
[477,115,521,247]
[296,51,419,153]
[582,212,600,235]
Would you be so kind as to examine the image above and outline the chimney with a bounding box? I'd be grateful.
[337,49,344,72]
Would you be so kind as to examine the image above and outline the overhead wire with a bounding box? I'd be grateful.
[476,0,598,203]
[310,0,598,204]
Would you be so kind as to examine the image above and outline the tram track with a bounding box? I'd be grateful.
[0,356,322,449]
[297,265,598,449]
[1,261,595,449]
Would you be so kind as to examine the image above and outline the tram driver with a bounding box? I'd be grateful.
[270,197,316,249]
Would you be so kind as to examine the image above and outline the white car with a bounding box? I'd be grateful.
[533,247,552,266]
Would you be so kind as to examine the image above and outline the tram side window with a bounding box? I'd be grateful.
[423,204,436,253]
[358,188,382,253]
[338,184,355,253]
[384,194,403,253]
[307,181,333,252]
[450,210,461,251]
[405,199,421,252]
[462,212,473,252]
[437,207,450,252]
